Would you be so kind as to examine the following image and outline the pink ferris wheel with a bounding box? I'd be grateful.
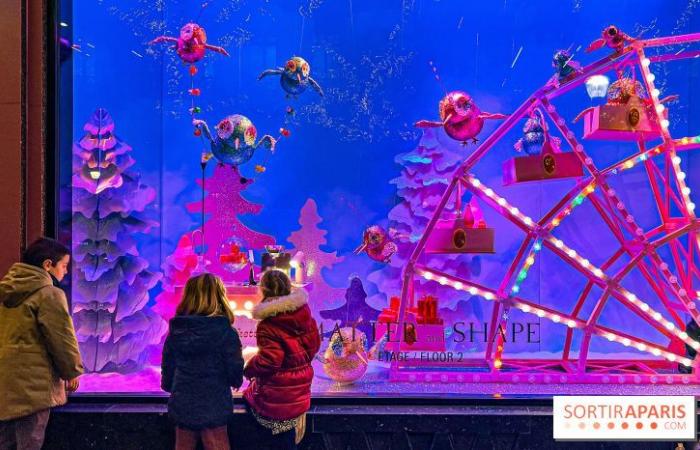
[391,31,700,385]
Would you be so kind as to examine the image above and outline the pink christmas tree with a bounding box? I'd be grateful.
[286,199,345,322]
[187,165,275,282]
[366,128,483,313]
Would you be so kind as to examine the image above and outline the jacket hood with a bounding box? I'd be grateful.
[168,315,233,354]
[253,289,313,335]
[0,263,53,308]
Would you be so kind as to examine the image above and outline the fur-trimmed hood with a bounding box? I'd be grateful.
[253,288,308,320]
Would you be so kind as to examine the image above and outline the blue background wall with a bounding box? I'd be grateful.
[63,0,700,357]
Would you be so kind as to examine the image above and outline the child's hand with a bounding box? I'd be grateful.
[65,377,80,392]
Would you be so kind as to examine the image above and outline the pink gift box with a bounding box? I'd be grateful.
[425,220,494,254]
[582,98,665,141]
[502,151,583,185]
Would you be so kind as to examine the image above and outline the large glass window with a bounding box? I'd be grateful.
[57,1,700,396]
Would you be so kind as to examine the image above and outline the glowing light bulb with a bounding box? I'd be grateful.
[679,172,686,180]
[471,178,481,187]
[228,301,237,310]
[497,198,507,206]
[672,156,682,165]
[585,75,609,99]
[636,343,646,351]
[521,304,531,313]
[651,348,662,356]
[551,314,561,323]
[661,119,670,129]
[244,301,254,310]
[484,188,494,197]
[642,58,650,67]
[682,187,691,195]
[646,73,656,82]
[621,338,631,346]
[652,88,660,98]
[655,104,665,113]
[484,292,495,300]
[567,320,576,328]
[89,170,101,180]
[438,277,448,285]
[453,282,463,290]
[536,310,546,318]
[423,272,433,280]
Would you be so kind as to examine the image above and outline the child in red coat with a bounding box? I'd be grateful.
[243,270,320,449]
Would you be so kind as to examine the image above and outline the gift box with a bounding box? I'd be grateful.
[379,295,445,351]
[425,221,494,254]
[425,198,495,254]
[502,150,583,185]
[581,97,665,141]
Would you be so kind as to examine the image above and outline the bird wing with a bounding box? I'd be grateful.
[257,68,284,80]
[479,112,508,120]
[204,44,230,57]
[586,38,606,53]
[308,76,324,97]
[414,120,443,128]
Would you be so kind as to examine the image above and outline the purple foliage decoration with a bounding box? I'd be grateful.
[71,108,166,373]
[320,277,381,345]
[365,128,482,315]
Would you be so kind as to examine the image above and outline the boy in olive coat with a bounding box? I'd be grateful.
[0,238,84,450]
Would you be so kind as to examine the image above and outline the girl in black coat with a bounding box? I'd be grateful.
[161,273,244,450]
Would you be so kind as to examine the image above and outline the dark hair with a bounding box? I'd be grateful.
[22,238,70,269]
[260,270,292,299]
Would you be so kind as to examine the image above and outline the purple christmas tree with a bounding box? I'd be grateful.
[320,277,381,344]
[366,128,482,314]
[71,109,166,373]
[286,199,345,322]
[186,166,275,283]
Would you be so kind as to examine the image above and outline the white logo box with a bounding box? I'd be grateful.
[553,396,696,441]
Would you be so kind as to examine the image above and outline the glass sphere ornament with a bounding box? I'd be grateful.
[321,327,369,384]
[217,237,249,273]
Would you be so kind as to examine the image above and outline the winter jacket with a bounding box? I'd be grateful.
[244,289,321,421]
[0,263,84,421]
[161,315,244,430]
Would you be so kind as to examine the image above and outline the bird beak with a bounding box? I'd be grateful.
[442,113,453,125]
[234,138,240,150]
[297,73,302,84]
[354,243,367,254]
